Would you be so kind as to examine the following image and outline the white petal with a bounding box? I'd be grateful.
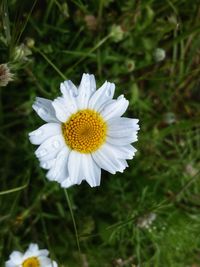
[46,146,70,182]
[38,249,49,257]
[40,158,56,170]
[120,146,137,159]
[100,95,129,121]
[60,81,78,114]
[52,261,58,267]
[5,260,16,267]
[61,177,75,188]
[67,151,84,185]
[107,129,138,138]
[89,81,115,111]
[121,159,128,168]
[89,74,96,92]
[35,134,65,161]
[28,243,39,253]
[92,143,127,174]
[47,261,58,267]
[38,256,51,266]
[32,97,58,123]
[98,99,115,113]
[107,118,139,138]
[62,80,78,96]
[52,97,71,122]
[82,154,101,187]
[101,143,137,160]
[9,251,23,264]
[77,73,96,109]
[23,250,36,259]
[68,152,101,187]
[107,117,139,131]
[29,123,62,145]
[106,134,138,146]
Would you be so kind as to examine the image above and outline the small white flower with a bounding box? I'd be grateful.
[137,212,157,229]
[5,243,57,267]
[29,74,139,188]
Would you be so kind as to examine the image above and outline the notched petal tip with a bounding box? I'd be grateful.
[88,80,115,111]
[32,97,58,123]
[61,177,75,188]
[101,94,129,120]
[77,73,96,109]
[61,80,78,97]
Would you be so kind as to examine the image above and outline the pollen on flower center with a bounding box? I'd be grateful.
[22,257,40,267]
[62,109,107,153]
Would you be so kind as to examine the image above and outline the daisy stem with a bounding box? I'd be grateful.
[64,189,81,255]
[34,47,67,80]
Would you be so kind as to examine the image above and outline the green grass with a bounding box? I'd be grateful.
[1,0,200,266]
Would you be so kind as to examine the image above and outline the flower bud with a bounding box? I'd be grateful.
[110,24,124,42]
[153,48,166,62]
[0,63,14,87]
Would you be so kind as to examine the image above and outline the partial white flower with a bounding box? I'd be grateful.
[5,243,57,267]
[29,74,139,188]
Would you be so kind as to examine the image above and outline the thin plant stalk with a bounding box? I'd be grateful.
[64,189,81,255]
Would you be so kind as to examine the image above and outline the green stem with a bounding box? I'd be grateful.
[64,189,81,254]
[67,34,112,74]
[35,48,67,80]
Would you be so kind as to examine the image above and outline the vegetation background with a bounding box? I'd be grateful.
[1,0,200,266]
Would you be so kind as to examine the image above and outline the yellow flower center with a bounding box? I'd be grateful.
[62,109,107,153]
[22,257,40,267]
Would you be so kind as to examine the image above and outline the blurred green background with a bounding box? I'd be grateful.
[1,0,200,266]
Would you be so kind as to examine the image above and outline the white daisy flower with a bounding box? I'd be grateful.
[5,243,57,267]
[29,74,139,188]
